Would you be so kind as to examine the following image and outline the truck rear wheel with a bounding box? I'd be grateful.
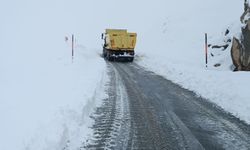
[103,48,107,58]
[106,53,114,61]
[128,57,134,62]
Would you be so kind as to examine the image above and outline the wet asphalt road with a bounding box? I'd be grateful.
[86,62,250,150]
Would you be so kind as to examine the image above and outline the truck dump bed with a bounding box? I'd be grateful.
[105,29,137,50]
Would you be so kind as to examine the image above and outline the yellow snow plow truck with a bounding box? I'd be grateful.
[102,29,137,62]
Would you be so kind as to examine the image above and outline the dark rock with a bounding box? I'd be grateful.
[211,44,229,50]
[225,29,230,36]
[241,0,250,23]
[244,0,249,12]
[214,63,221,67]
[211,45,221,49]
[227,39,232,43]
[231,37,242,71]
[222,44,229,50]
[241,21,250,68]
[231,23,250,71]
[231,1,250,71]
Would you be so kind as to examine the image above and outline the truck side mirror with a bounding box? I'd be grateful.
[101,33,104,39]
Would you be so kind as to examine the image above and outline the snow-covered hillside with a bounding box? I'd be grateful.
[0,1,109,149]
[137,0,250,125]
[1,0,249,149]
[0,40,108,149]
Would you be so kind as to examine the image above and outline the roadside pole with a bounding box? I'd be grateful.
[205,33,208,68]
[72,34,74,63]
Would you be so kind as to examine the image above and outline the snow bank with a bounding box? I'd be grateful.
[0,40,108,150]
[0,38,108,149]
[138,56,250,124]
[0,1,108,148]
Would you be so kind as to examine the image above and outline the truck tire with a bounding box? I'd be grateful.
[103,48,107,58]
[107,54,113,61]
[129,57,134,62]
[109,56,114,61]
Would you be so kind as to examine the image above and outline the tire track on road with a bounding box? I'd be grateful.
[85,64,131,150]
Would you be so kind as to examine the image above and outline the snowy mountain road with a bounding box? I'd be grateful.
[86,62,250,150]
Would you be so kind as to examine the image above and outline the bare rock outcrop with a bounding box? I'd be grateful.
[231,37,242,71]
[231,0,250,71]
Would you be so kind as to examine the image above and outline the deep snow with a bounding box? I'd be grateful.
[0,40,108,150]
[1,0,250,149]
[0,1,109,149]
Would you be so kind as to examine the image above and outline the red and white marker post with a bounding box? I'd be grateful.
[205,33,208,68]
[72,34,74,63]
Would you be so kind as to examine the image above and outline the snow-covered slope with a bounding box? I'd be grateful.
[0,40,108,149]
[1,0,249,149]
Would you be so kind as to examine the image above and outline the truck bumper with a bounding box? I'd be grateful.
[109,50,134,58]
[103,48,134,62]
